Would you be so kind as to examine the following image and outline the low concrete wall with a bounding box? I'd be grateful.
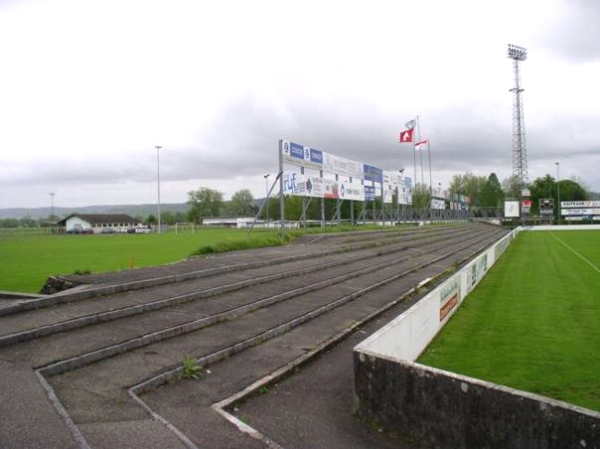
[353,226,600,448]
[355,229,518,362]
[353,355,600,449]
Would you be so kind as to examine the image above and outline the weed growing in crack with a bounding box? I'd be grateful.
[181,356,202,380]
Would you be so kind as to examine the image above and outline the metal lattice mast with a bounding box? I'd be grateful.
[508,44,528,188]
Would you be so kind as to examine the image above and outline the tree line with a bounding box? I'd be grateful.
[0,174,594,228]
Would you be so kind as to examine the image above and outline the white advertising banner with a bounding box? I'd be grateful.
[561,208,600,216]
[383,187,394,204]
[430,198,445,210]
[561,201,600,208]
[339,182,365,201]
[322,152,364,179]
[504,201,520,218]
[282,170,326,198]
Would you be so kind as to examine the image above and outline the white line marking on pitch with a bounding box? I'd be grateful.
[549,232,600,274]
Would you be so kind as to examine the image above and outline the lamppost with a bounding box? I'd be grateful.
[555,162,560,224]
[156,145,162,234]
[264,174,270,225]
[50,192,55,223]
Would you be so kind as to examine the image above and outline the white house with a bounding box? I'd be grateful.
[58,214,142,234]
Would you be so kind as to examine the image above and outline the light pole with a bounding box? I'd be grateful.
[156,145,162,234]
[555,162,560,224]
[264,174,270,225]
[50,192,55,223]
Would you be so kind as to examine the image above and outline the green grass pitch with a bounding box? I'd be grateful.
[418,230,600,412]
[0,228,282,293]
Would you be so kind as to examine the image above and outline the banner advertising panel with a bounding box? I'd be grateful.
[280,140,323,171]
[561,208,600,216]
[365,185,376,201]
[561,201,600,208]
[467,252,489,293]
[383,187,394,204]
[339,182,365,201]
[282,170,326,198]
[439,274,461,323]
[363,164,383,183]
[504,201,519,218]
[431,198,445,210]
[323,152,364,179]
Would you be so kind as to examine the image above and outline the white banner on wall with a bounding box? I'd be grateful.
[430,199,445,210]
[561,201,600,208]
[561,208,600,216]
[504,201,520,218]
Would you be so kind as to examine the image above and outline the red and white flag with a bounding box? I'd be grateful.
[414,139,429,150]
[399,128,414,143]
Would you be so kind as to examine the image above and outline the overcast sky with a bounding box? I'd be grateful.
[1,0,599,209]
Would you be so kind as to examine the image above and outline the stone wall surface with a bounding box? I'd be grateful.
[353,354,600,449]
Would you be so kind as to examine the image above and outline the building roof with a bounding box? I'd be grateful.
[57,214,141,226]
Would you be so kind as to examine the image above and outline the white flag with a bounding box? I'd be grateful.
[414,139,429,151]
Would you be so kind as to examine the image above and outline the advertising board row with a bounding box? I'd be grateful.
[280,139,412,204]
[560,201,600,217]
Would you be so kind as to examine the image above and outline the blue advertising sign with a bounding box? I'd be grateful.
[289,142,304,160]
[365,185,376,201]
[310,148,323,165]
[280,139,324,170]
[363,164,383,183]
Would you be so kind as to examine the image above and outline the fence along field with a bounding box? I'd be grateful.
[418,230,600,412]
[0,227,283,293]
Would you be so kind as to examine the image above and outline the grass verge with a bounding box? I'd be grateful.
[0,224,397,293]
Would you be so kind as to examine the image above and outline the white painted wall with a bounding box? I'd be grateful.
[65,216,92,232]
[355,229,520,362]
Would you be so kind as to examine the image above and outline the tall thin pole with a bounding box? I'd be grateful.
[50,192,55,224]
[556,162,560,224]
[156,145,162,234]
[264,173,270,225]
[416,115,424,185]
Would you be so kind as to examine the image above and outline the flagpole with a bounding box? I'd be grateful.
[428,138,433,221]
[428,138,433,192]
[416,115,424,185]
[412,129,417,196]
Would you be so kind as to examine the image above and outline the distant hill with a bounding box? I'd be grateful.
[0,199,266,220]
[0,203,190,219]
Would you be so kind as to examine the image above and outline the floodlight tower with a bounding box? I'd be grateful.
[508,44,529,189]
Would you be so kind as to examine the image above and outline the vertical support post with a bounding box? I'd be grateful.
[155,145,162,234]
[278,140,285,238]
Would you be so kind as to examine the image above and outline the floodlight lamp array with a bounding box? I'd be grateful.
[507,44,527,61]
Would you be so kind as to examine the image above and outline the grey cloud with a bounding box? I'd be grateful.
[540,0,600,63]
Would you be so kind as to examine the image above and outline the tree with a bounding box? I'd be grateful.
[411,183,430,211]
[558,179,587,202]
[502,175,522,200]
[448,173,486,207]
[187,187,224,224]
[479,173,504,209]
[229,189,255,217]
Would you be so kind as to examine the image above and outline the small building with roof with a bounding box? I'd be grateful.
[57,214,142,234]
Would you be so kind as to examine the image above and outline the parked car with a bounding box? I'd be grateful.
[135,226,151,234]
[101,228,115,234]
[81,228,94,234]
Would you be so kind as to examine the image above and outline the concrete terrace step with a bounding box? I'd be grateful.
[0,223,508,449]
